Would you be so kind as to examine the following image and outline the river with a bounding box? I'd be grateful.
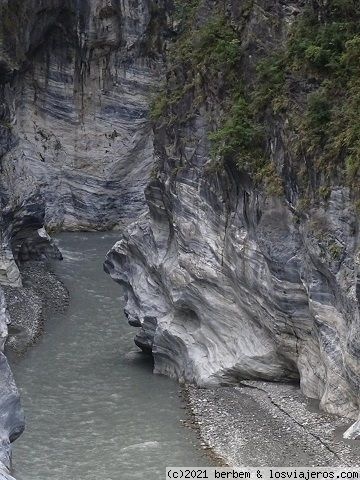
[10,232,209,480]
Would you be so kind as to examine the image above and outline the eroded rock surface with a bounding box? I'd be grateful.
[106,168,360,419]
[0,291,24,478]
[0,0,171,472]
[104,0,360,438]
[0,0,170,285]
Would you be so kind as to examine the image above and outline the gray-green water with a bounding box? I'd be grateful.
[10,232,209,480]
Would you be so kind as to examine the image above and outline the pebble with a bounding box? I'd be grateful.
[183,381,360,467]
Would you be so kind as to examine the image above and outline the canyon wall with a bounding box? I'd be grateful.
[1,0,360,462]
[0,0,170,285]
[0,291,23,480]
[104,0,360,438]
[0,0,170,471]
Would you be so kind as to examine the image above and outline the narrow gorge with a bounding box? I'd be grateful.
[1,0,360,478]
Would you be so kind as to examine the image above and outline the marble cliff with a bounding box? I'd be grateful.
[0,0,170,285]
[0,291,23,480]
[1,0,360,471]
[104,0,360,439]
[0,0,169,471]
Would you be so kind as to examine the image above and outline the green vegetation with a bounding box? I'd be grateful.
[173,0,200,26]
[208,93,264,174]
[289,3,360,174]
[150,94,168,120]
[252,55,287,114]
[150,9,242,121]
[328,241,343,260]
[151,0,360,198]
[150,4,281,191]
[254,1,360,193]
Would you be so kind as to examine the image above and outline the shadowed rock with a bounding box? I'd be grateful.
[0,291,24,477]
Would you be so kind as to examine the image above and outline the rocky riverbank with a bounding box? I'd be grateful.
[186,382,360,468]
[0,258,69,479]
[4,261,69,355]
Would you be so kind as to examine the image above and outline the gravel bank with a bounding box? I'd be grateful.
[186,381,360,467]
[3,261,69,354]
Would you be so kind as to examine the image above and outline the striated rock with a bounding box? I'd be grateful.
[1,0,360,464]
[106,177,352,389]
[0,3,172,475]
[0,0,171,286]
[104,0,360,439]
[0,290,24,477]
[106,139,360,432]
[0,0,170,233]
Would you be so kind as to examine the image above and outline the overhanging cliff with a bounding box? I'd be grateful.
[105,0,360,438]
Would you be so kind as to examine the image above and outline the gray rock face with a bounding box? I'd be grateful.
[0,1,169,475]
[1,0,360,465]
[104,0,360,438]
[0,291,24,477]
[106,169,360,418]
[0,0,170,285]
